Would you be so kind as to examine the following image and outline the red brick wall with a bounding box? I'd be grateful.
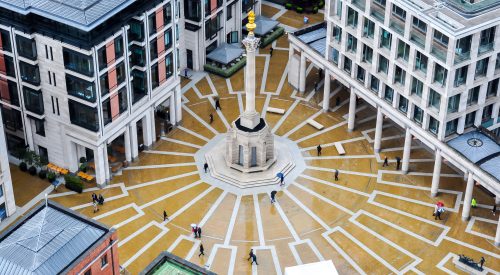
[67,231,120,275]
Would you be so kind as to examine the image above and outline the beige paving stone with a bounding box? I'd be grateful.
[231,195,260,242]
[265,50,288,93]
[50,186,123,208]
[275,191,322,236]
[210,247,233,274]
[121,165,197,187]
[262,3,280,18]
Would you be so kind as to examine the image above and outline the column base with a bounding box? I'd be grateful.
[461,215,470,221]
[495,241,500,247]
[348,128,354,133]
[431,192,438,197]
[402,170,409,175]
[374,148,380,153]
[322,108,328,113]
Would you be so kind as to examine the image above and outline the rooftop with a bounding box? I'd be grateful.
[0,200,110,274]
[0,0,136,31]
[295,23,326,57]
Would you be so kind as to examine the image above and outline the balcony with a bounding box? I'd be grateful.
[410,31,425,49]
[478,41,494,55]
[389,20,404,36]
[431,44,447,62]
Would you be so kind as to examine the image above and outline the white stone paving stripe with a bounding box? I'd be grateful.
[274,200,300,241]
[304,155,375,160]
[162,185,215,226]
[300,136,365,151]
[207,96,231,130]
[178,125,210,142]
[182,105,219,135]
[126,170,198,190]
[322,229,367,275]
[292,182,355,215]
[272,100,299,133]
[224,195,242,245]
[123,162,196,171]
[283,110,323,138]
[299,174,370,197]
[140,180,203,209]
[307,165,378,178]
[465,216,498,241]
[253,194,266,246]
[144,150,195,157]
[160,137,203,148]
[251,246,282,275]
[294,121,347,143]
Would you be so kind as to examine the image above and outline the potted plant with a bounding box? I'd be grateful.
[38,169,47,179]
[47,172,56,183]
[79,157,87,172]
[64,174,83,193]
[296,6,304,13]
[285,3,293,9]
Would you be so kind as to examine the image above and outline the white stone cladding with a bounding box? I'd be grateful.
[0,110,16,218]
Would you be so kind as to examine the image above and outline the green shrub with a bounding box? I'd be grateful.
[296,6,304,13]
[313,6,319,14]
[285,3,293,9]
[319,1,325,8]
[38,170,47,179]
[260,27,285,48]
[47,172,56,183]
[204,57,246,78]
[65,174,83,193]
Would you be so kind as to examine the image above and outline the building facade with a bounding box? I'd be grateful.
[0,0,184,186]
[288,0,500,244]
[0,110,15,220]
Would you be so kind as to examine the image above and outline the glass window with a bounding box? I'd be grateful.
[34,118,45,136]
[63,48,94,76]
[398,96,408,113]
[148,13,157,35]
[363,18,375,38]
[333,26,342,42]
[411,77,423,97]
[151,63,159,89]
[116,62,126,86]
[0,29,12,52]
[454,66,468,87]
[482,104,493,122]
[166,53,174,79]
[397,40,409,61]
[392,4,406,20]
[97,46,107,71]
[150,38,158,61]
[15,35,37,60]
[428,116,439,135]
[69,100,99,131]
[114,36,124,58]
[99,74,109,96]
[479,26,495,53]
[374,0,386,6]
[164,3,172,25]
[0,203,6,220]
[0,80,20,106]
[413,106,423,124]
[362,44,373,63]
[3,55,16,77]
[370,75,379,93]
[184,0,202,21]
[346,33,357,52]
[130,45,146,67]
[496,53,500,70]
[227,2,233,20]
[132,70,147,103]
[344,57,352,73]
[38,146,48,163]
[487,78,499,98]
[379,29,392,49]
[66,75,96,102]
[101,255,108,268]
[336,0,342,17]
[475,58,488,78]
[128,19,144,42]
[433,64,447,85]
[412,17,427,32]
[465,111,476,127]
[356,67,365,82]
[347,7,358,27]
[1,106,23,131]
[415,51,427,73]
[467,86,480,106]
[19,62,40,85]
[447,94,460,113]
[384,86,394,103]
[378,55,388,74]
[428,89,441,110]
[164,28,173,49]
[330,48,339,64]
[445,119,458,136]
[433,30,449,46]
[394,66,405,85]
[23,87,44,115]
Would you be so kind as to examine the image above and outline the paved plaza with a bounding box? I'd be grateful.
[47,5,500,274]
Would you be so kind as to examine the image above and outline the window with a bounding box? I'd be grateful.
[465,111,476,128]
[34,119,45,136]
[333,26,342,42]
[66,75,96,102]
[428,116,439,135]
[130,45,146,67]
[69,100,99,131]
[148,13,157,35]
[467,86,480,106]
[164,28,173,49]
[363,18,374,38]
[378,55,388,74]
[447,94,460,113]
[227,31,238,43]
[38,146,48,163]
[496,53,500,70]
[128,19,144,42]
[347,7,358,27]
[411,77,423,97]
[164,3,172,25]
[227,2,233,20]
[63,48,94,76]
[475,58,488,78]
[19,62,40,85]
[0,204,6,220]
[23,87,44,115]
[205,12,223,40]
[335,0,342,17]
[330,48,339,64]
[433,64,447,86]
[166,53,174,79]
[99,74,109,96]
[116,62,126,86]
[482,104,493,122]
[412,17,427,32]
[379,29,391,49]
[1,106,23,131]
[374,0,386,7]
[0,29,12,52]
[414,51,427,73]
[184,0,202,21]
[150,38,158,61]
[343,57,352,73]
[398,96,408,113]
[356,67,365,82]
[15,35,37,60]
[479,27,495,54]
[0,80,20,106]
[433,30,449,46]
[151,63,159,89]
[392,4,406,20]
[346,33,357,52]
[446,119,458,136]
[362,44,373,62]
[101,255,108,268]
[84,269,91,275]
[3,56,16,77]
[384,86,394,103]
[428,89,441,110]
[454,66,468,87]
[397,40,409,61]
[114,36,124,59]
[132,70,147,103]
[394,66,405,85]
[413,106,423,124]
[487,78,499,98]
[370,75,379,93]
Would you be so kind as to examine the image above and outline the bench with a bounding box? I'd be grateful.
[334,142,345,155]
[77,171,94,182]
[267,107,285,114]
[307,119,324,130]
[47,163,69,175]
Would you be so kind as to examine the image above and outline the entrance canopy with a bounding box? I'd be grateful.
[243,15,279,36]
[206,43,244,65]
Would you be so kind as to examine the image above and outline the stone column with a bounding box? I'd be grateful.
[169,94,176,124]
[401,128,412,174]
[322,70,331,112]
[240,27,261,129]
[142,113,152,149]
[495,215,500,246]
[124,127,132,162]
[130,123,139,160]
[175,85,182,123]
[431,149,442,197]
[374,107,383,153]
[462,172,474,221]
[94,144,107,187]
[150,108,157,143]
[347,89,357,132]
[103,143,110,183]
[299,53,307,93]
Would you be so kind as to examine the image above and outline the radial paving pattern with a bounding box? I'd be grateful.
[50,7,499,274]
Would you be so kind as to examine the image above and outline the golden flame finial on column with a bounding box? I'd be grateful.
[246,10,256,35]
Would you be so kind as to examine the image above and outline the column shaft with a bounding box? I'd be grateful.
[94,145,107,186]
[322,71,331,111]
[347,90,356,132]
[245,46,256,113]
[150,108,157,143]
[402,128,412,174]
[374,108,383,153]
[495,214,500,246]
[169,94,176,124]
[431,150,442,197]
[299,53,306,93]
[175,86,182,123]
[462,172,474,221]
[142,113,152,148]
[124,127,132,162]
[130,123,139,160]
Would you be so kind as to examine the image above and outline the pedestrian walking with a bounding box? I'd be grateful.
[317,144,322,156]
[492,203,497,215]
[319,69,323,79]
[98,194,105,205]
[163,210,169,221]
[334,169,339,181]
[92,193,97,203]
[204,162,209,173]
[197,226,202,238]
[209,113,214,124]
[270,190,277,203]
[479,257,485,268]
[93,201,99,213]
[303,16,309,24]
[314,82,319,92]
[199,244,205,257]
[396,156,401,170]
[270,47,273,57]
[215,98,221,110]
[251,254,258,265]
[383,156,389,167]
[336,96,341,106]
[471,198,477,208]
[191,224,198,238]
[279,174,285,186]
[247,249,254,261]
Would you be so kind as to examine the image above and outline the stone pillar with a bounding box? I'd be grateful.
[299,53,307,93]
[66,139,79,172]
[374,107,383,153]
[495,215,500,246]
[402,128,412,174]
[124,127,132,162]
[142,113,152,149]
[431,149,442,197]
[462,172,474,221]
[169,94,176,124]
[322,71,331,112]
[240,24,261,129]
[130,123,139,160]
[175,85,182,123]
[347,89,356,132]
[150,108,157,143]
[103,143,110,183]
[94,144,107,186]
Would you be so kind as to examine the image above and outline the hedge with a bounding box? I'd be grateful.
[204,56,246,78]
[65,174,84,193]
[260,27,285,48]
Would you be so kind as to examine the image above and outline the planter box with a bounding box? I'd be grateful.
[204,56,247,78]
[260,27,285,48]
